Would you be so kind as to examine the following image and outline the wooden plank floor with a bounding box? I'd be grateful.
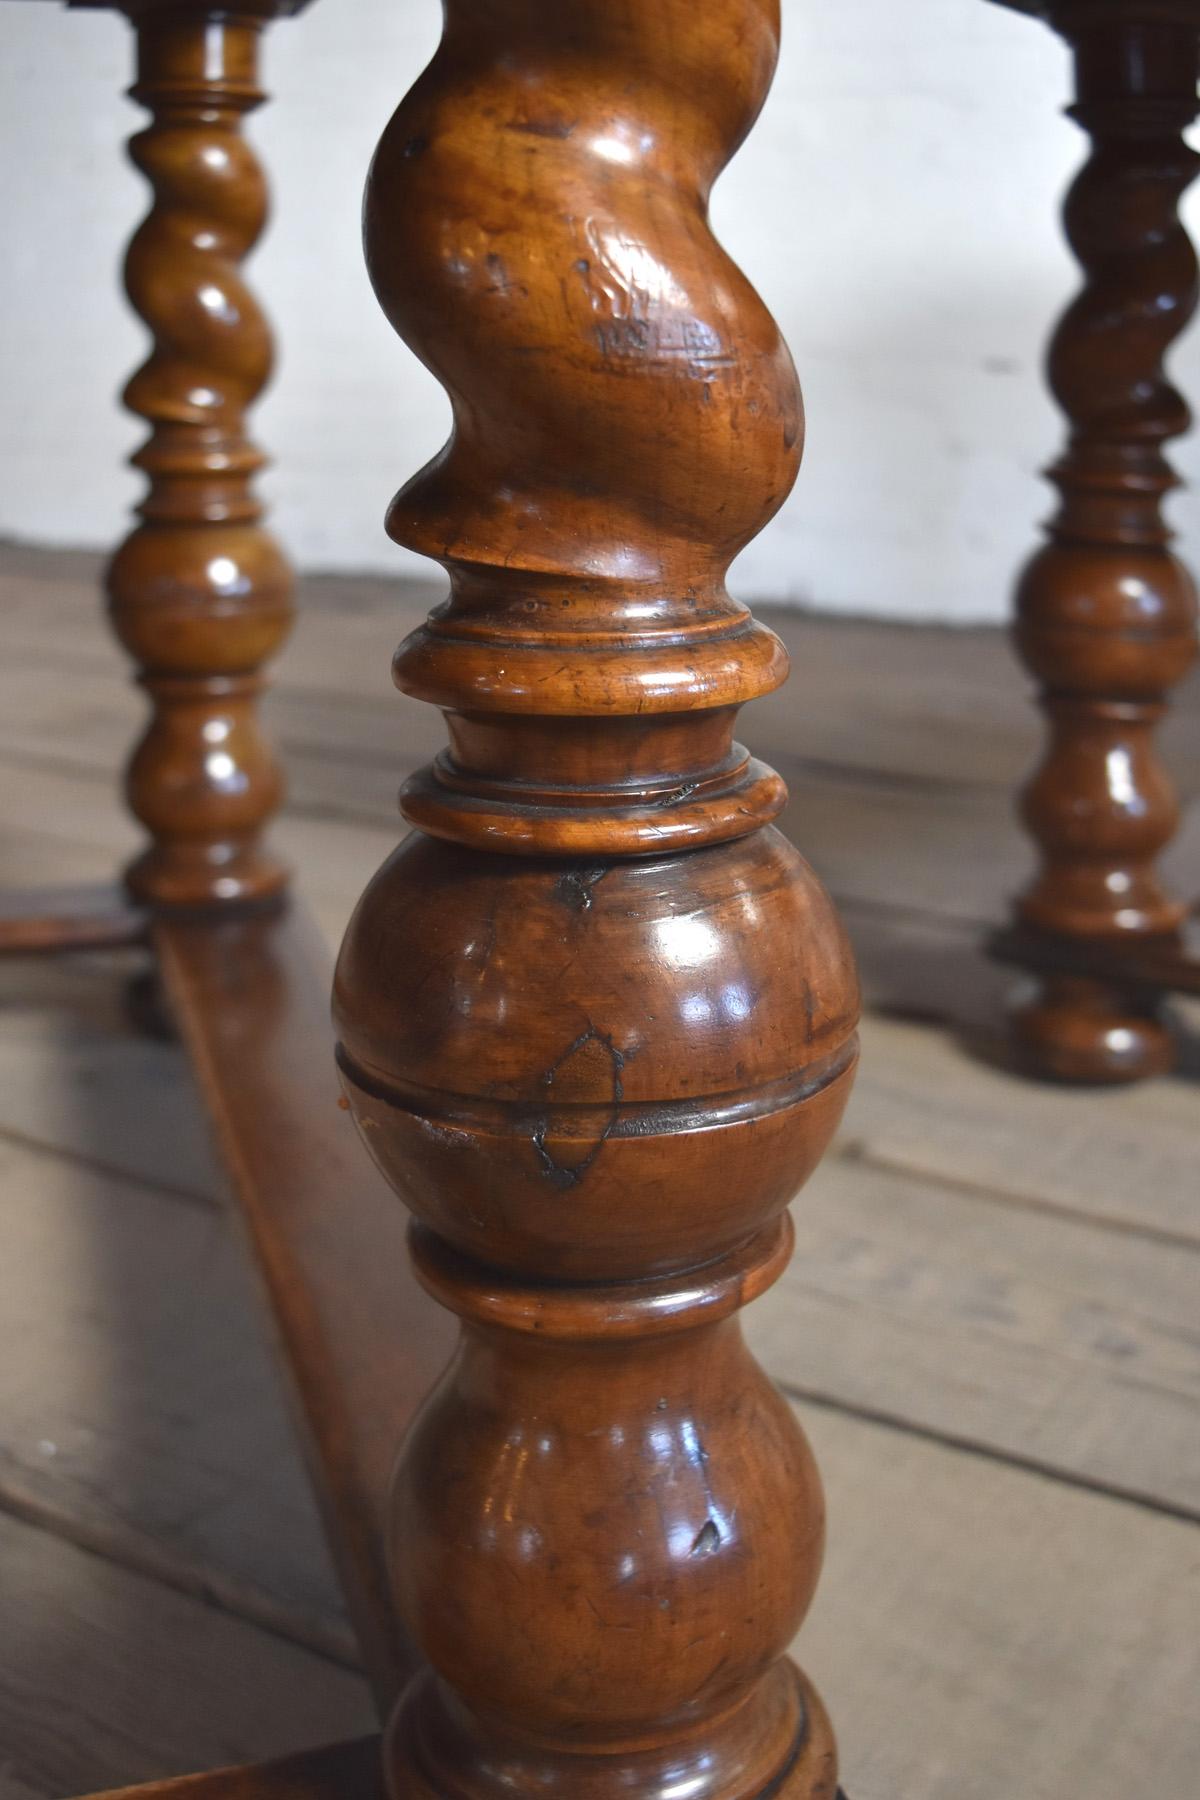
[0,546,1197,1800]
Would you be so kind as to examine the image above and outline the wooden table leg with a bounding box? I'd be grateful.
[991,0,1200,1082]
[2,2,305,943]
[333,3,860,1798]
[100,0,298,911]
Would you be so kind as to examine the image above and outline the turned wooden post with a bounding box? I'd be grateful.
[998,0,1200,1081]
[334,4,858,1798]
[102,0,300,909]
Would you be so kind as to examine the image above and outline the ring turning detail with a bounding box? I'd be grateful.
[334,6,859,1800]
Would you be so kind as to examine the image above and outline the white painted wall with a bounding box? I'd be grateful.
[2,0,1198,621]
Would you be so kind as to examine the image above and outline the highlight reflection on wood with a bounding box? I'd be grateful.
[333,4,859,1798]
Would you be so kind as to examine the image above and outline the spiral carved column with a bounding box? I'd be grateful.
[333,4,857,1798]
[106,1,295,909]
[998,0,1200,1081]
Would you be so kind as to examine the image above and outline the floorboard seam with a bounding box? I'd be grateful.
[779,1378,1200,1526]
[0,1121,219,1213]
[0,1464,364,1675]
[837,1140,1200,1255]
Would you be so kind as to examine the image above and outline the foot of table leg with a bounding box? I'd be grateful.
[991,917,1199,1081]
[1009,972,1175,1085]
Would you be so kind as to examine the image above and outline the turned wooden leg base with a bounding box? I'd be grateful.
[1008,972,1175,1085]
[123,839,292,914]
[384,1663,839,1800]
[991,919,1198,1082]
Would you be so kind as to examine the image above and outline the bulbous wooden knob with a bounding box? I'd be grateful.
[336,832,856,1281]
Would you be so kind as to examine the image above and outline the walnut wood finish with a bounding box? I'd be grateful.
[105,0,294,909]
[995,0,1200,1081]
[333,6,859,1800]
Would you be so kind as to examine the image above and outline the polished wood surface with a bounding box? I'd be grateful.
[154,899,456,1709]
[106,2,294,910]
[996,0,1200,1080]
[333,5,859,1799]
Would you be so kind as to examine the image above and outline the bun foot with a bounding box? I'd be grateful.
[1009,975,1175,1084]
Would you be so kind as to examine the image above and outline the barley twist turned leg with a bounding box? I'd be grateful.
[999,1,1200,1081]
[108,2,294,910]
[334,5,859,1798]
